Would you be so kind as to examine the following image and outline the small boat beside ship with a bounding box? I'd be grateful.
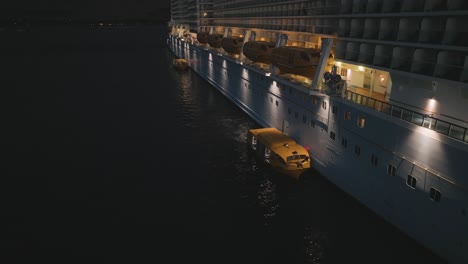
[208,33,223,48]
[243,41,276,64]
[221,36,244,54]
[196,31,209,44]
[173,58,188,71]
[247,127,311,179]
[271,46,334,78]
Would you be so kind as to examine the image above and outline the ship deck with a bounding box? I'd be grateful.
[347,86,387,102]
[196,42,388,103]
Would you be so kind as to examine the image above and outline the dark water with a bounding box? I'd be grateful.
[3,25,446,264]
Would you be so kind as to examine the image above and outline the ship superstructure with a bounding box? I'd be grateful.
[167,1,468,263]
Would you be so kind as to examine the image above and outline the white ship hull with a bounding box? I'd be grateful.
[168,36,468,264]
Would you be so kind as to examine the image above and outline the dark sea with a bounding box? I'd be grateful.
[3,24,446,264]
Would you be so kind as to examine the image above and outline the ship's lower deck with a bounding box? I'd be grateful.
[168,35,468,264]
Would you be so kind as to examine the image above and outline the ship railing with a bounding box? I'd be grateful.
[344,90,468,143]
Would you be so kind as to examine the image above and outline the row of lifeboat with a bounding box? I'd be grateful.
[196,32,333,78]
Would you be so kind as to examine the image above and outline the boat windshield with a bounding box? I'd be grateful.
[287,155,308,161]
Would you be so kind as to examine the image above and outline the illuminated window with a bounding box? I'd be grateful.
[407,175,417,189]
[387,164,396,176]
[345,111,351,120]
[371,154,378,166]
[341,138,347,148]
[429,187,441,202]
[341,68,347,76]
[322,101,327,110]
[330,131,335,140]
[357,116,365,128]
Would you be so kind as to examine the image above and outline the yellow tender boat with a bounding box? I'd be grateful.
[173,58,188,71]
[247,127,311,179]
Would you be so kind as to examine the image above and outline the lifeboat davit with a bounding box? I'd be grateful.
[271,47,333,78]
[221,36,243,54]
[208,33,223,48]
[242,41,276,64]
[196,32,209,44]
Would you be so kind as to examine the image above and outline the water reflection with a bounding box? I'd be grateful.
[304,226,329,264]
[256,176,278,227]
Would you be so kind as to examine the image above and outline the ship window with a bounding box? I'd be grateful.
[341,138,347,148]
[355,145,360,156]
[332,105,338,114]
[423,116,436,130]
[275,100,278,107]
[295,112,299,119]
[310,120,315,128]
[288,108,291,115]
[340,68,347,76]
[435,120,450,135]
[357,117,365,128]
[387,164,396,176]
[402,109,412,122]
[270,97,273,103]
[407,175,417,189]
[411,112,424,126]
[345,111,351,120]
[371,154,378,166]
[302,115,307,123]
[429,187,441,202]
[312,97,318,105]
[449,124,464,141]
[330,131,335,140]
[322,101,327,110]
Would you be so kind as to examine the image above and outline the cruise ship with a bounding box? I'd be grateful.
[166,1,468,263]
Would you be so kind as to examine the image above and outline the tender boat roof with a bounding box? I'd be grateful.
[249,128,309,159]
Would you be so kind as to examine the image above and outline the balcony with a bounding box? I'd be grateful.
[345,90,468,143]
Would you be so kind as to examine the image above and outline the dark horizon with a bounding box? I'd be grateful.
[1,1,171,21]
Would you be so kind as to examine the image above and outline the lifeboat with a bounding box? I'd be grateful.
[208,33,223,48]
[221,36,244,54]
[173,58,188,71]
[196,32,209,44]
[242,41,276,64]
[271,47,333,78]
[247,127,311,179]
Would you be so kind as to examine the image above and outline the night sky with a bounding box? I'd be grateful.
[2,0,171,20]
